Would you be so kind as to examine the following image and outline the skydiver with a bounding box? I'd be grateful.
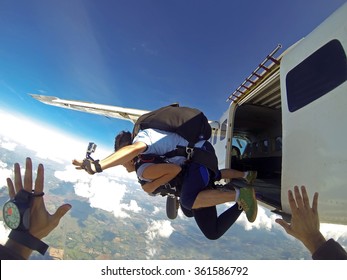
[73,129,258,223]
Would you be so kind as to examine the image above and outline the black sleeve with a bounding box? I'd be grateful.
[312,239,347,260]
[0,244,25,260]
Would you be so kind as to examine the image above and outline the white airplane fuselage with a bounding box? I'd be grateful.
[211,3,347,225]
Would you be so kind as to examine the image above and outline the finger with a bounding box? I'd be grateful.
[72,159,83,166]
[287,189,298,212]
[275,219,291,233]
[34,163,44,194]
[294,185,304,209]
[24,157,33,192]
[14,163,23,192]
[6,178,16,199]
[312,192,319,213]
[300,185,310,208]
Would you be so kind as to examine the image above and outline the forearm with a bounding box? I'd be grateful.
[301,231,326,255]
[99,142,146,170]
[142,173,177,193]
[142,181,160,193]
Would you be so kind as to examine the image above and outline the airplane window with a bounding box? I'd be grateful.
[220,120,227,141]
[286,39,347,112]
[232,137,247,154]
[262,139,269,153]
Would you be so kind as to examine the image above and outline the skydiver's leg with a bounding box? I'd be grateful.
[180,162,257,223]
[180,162,239,210]
[180,202,194,217]
[192,189,237,209]
[220,168,245,179]
[220,169,258,185]
[192,204,242,240]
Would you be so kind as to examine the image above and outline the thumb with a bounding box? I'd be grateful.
[53,204,72,221]
[275,218,291,233]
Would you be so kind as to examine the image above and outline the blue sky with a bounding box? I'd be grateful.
[0,0,346,150]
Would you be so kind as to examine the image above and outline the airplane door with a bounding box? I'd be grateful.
[212,103,237,170]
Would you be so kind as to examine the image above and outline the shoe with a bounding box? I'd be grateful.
[237,187,258,222]
[244,171,257,185]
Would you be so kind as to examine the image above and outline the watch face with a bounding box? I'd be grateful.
[3,201,21,229]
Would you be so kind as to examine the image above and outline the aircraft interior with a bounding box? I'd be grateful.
[230,103,283,210]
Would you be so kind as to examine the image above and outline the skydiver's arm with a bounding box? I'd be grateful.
[141,163,182,193]
[99,141,147,170]
[72,141,147,173]
[275,186,327,255]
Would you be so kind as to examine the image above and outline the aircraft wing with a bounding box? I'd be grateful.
[30,94,150,123]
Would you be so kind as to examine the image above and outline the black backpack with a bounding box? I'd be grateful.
[132,104,219,175]
[132,104,211,146]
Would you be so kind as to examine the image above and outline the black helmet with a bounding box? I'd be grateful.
[114,131,132,151]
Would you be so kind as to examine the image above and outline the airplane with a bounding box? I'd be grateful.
[31,2,347,225]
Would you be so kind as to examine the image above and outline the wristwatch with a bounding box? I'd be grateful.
[2,189,49,255]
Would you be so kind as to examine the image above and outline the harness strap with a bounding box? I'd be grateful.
[164,146,219,175]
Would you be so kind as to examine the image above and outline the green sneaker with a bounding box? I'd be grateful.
[237,187,258,222]
[244,171,257,185]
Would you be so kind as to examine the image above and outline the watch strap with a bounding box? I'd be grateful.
[16,189,44,202]
[9,230,49,255]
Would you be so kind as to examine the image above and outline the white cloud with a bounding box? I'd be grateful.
[146,247,157,259]
[145,219,175,258]
[0,222,10,244]
[0,137,17,151]
[54,164,89,183]
[236,206,276,231]
[320,223,347,242]
[145,219,175,241]
[0,160,12,189]
[152,206,160,215]
[0,110,95,164]
[215,203,276,231]
[122,200,142,213]
[55,164,141,218]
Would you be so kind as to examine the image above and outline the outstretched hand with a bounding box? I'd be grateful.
[72,158,96,175]
[7,158,71,240]
[275,185,326,254]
